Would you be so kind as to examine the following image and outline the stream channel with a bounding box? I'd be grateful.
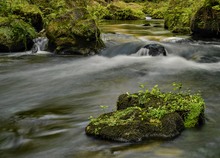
[0,19,220,158]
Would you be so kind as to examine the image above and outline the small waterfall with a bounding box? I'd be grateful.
[135,48,150,56]
[32,37,49,53]
[133,44,167,56]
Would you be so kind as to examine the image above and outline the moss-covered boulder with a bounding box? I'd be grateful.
[85,83,205,142]
[46,13,102,54]
[0,16,37,52]
[191,0,220,38]
[43,1,104,55]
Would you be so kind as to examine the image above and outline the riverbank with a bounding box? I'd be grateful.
[1,0,220,54]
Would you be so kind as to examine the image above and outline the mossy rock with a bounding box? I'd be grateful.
[86,84,205,142]
[46,15,103,55]
[45,3,104,55]
[0,17,37,52]
[191,4,220,38]
[86,107,184,142]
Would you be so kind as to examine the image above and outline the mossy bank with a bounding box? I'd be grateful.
[145,0,220,37]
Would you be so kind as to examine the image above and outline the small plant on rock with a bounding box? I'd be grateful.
[126,82,205,128]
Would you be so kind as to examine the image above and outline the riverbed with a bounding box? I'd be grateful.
[0,20,220,158]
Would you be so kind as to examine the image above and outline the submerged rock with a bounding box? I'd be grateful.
[85,85,205,142]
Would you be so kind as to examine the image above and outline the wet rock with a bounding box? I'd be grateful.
[135,44,167,56]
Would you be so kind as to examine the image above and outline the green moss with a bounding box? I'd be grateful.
[119,83,205,128]
[0,16,37,51]
[72,19,98,39]
[164,0,205,34]
[94,1,145,20]
[143,1,168,19]
[87,3,110,21]
[86,106,184,142]
[90,107,142,127]
[0,27,14,48]
[0,0,43,31]
[0,0,43,51]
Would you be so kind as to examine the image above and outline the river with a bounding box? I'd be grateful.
[0,19,220,158]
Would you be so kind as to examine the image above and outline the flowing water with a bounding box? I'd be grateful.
[0,20,220,158]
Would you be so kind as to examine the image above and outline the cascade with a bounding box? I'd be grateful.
[32,37,49,53]
[135,44,167,56]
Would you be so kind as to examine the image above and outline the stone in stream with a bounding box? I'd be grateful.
[135,44,167,56]
[85,87,205,142]
[86,107,184,142]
